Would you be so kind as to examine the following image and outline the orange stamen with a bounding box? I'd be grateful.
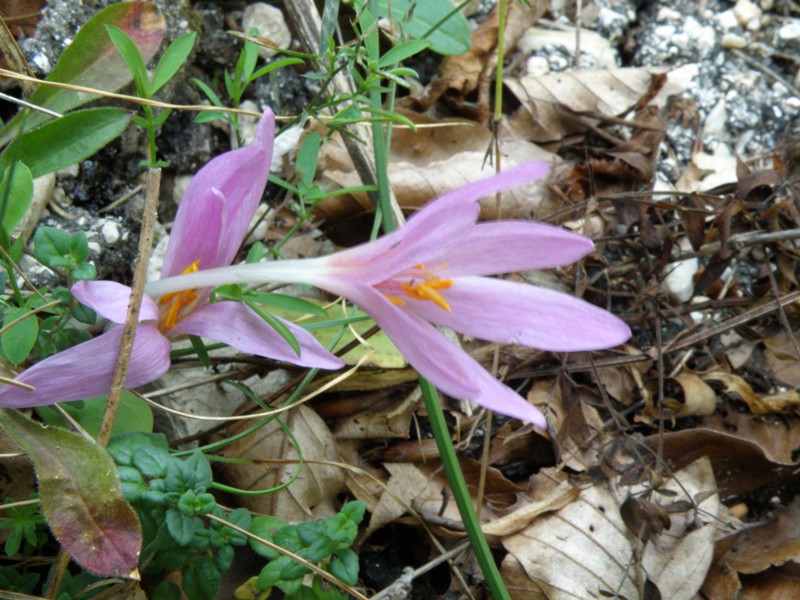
[400,276,453,312]
[158,260,202,332]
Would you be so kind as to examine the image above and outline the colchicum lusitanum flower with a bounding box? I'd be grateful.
[0,110,342,408]
[147,162,631,428]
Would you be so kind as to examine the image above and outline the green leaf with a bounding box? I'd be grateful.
[296,132,320,190]
[249,515,287,559]
[246,292,328,317]
[35,392,153,438]
[245,301,301,357]
[1,308,39,366]
[377,39,432,68]
[329,548,359,585]
[0,409,141,578]
[0,108,132,179]
[372,0,470,56]
[150,31,197,95]
[0,162,33,234]
[273,299,405,368]
[248,57,305,83]
[165,507,196,546]
[0,2,165,145]
[33,227,83,270]
[192,78,224,107]
[105,25,149,96]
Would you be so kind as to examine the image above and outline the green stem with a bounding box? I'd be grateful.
[420,379,510,600]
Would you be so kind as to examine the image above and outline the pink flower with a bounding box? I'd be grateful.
[147,163,631,428]
[0,110,342,408]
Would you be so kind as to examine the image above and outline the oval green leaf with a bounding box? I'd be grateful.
[1,307,38,366]
[2,108,132,178]
[0,1,165,145]
[373,0,470,56]
[0,408,142,578]
[0,161,33,233]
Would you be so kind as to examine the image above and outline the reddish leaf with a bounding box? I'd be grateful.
[0,409,141,578]
[1,1,165,144]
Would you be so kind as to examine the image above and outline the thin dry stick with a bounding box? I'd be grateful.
[96,168,161,447]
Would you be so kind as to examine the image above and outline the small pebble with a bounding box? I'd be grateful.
[721,33,747,48]
[101,220,120,246]
[242,3,292,58]
[733,0,762,29]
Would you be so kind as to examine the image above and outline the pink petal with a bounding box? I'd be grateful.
[347,285,546,425]
[329,162,550,281]
[440,221,595,276]
[0,325,171,408]
[72,281,160,323]
[169,301,344,370]
[405,276,631,351]
[162,109,275,276]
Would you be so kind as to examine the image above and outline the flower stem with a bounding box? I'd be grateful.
[97,167,160,447]
[419,378,511,600]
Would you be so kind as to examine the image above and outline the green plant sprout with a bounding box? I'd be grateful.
[245,501,365,599]
[193,31,303,144]
[105,25,197,167]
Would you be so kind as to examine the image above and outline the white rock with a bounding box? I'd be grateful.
[526,56,550,77]
[172,174,193,207]
[518,27,619,68]
[272,124,303,175]
[657,7,681,21]
[716,10,740,30]
[778,20,800,42]
[662,241,699,303]
[721,33,747,48]
[242,3,292,59]
[733,0,762,28]
[100,220,120,246]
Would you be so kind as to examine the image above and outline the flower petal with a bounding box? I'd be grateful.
[170,301,344,369]
[0,325,171,408]
[441,221,595,276]
[329,162,550,281]
[72,280,160,323]
[405,276,631,351]
[345,285,546,425]
[162,109,274,276]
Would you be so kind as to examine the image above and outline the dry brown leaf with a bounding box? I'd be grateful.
[529,379,608,472]
[653,372,717,419]
[367,463,430,534]
[220,405,346,520]
[316,112,557,226]
[656,429,795,499]
[502,457,719,600]
[701,405,800,465]
[704,371,800,414]
[724,499,800,575]
[502,554,547,600]
[483,479,577,537]
[505,68,669,142]
[407,0,547,115]
[739,572,800,600]
[329,387,419,440]
[763,331,800,387]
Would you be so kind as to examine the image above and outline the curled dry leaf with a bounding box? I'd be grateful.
[646,372,717,419]
[655,429,795,499]
[502,457,718,600]
[220,405,346,520]
[505,68,671,143]
[704,371,800,414]
[315,110,558,229]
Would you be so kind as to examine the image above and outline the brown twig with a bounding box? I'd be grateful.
[96,168,160,447]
